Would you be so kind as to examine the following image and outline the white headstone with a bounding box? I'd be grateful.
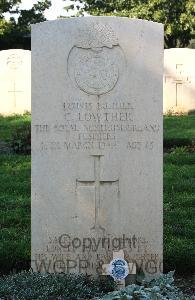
[31,17,163,278]
[0,49,31,115]
[163,48,195,114]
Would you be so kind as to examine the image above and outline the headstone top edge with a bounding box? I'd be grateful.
[165,48,195,52]
[0,49,31,54]
[31,16,164,29]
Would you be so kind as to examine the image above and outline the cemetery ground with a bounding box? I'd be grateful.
[0,114,194,298]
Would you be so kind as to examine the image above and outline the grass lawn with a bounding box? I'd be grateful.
[0,155,30,274]
[0,114,31,143]
[0,115,195,277]
[164,115,195,141]
[164,151,195,274]
[164,115,195,148]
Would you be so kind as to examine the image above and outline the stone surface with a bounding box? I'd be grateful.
[31,17,163,278]
[0,49,31,115]
[163,48,195,114]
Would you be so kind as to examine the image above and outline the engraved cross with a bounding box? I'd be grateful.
[165,64,191,107]
[8,81,23,107]
[76,155,119,233]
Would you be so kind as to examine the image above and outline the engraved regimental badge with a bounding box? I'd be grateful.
[108,258,129,281]
[7,54,22,69]
[68,23,125,96]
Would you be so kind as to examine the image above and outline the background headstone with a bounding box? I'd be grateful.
[163,48,195,114]
[32,17,163,278]
[0,49,31,115]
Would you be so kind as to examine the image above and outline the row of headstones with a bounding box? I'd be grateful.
[0,47,194,116]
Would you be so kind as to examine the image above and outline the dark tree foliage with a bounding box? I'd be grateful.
[0,0,51,50]
[65,0,195,48]
[0,0,21,17]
